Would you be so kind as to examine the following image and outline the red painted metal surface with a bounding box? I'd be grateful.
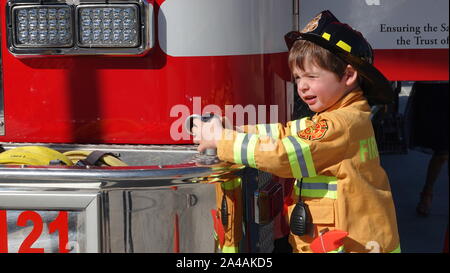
[0,51,289,144]
[0,0,289,144]
[374,49,449,81]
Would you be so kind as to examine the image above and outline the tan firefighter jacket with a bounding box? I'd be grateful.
[217,90,400,253]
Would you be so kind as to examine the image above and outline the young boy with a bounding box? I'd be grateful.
[193,10,400,253]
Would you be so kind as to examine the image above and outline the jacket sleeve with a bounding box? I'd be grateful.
[238,117,311,138]
[217,114,348,178]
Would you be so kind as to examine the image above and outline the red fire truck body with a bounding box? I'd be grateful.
[0,0,290,144]
[0,0,447,253]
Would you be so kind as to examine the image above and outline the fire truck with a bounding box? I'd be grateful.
[0,0,448,253]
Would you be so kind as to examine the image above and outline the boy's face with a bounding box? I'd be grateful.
[293,61,351,113]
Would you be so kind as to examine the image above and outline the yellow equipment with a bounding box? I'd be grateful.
[0,146,73,166]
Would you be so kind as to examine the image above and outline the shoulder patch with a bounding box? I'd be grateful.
[298,120,328,141]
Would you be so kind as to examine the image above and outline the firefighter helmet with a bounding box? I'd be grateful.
[284,10,395,105]
[0,146,73,166]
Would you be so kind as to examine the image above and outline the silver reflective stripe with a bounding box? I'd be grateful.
[240,134,251,165]
[286,135,309,177]
[239,133,258,168]
[265,124,272,136]
[296,176,338,199]
[256,123,278,138]
[296,119,301,131]
[302,183,337,191]
[269,124,280,139]
[290,117,308,135]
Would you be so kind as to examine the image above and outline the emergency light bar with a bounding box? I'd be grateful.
[6,0,153,56]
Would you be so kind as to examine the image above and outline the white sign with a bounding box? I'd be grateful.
[299,0,449,49]
[159,0,292,56]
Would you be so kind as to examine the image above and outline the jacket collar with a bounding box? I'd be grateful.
[319,88,367,114]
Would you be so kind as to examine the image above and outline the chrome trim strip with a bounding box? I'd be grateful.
[0,165,215,182]
[85,195,100,253]
[0,191,97,209]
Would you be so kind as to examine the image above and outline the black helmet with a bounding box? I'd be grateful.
[285,10,394,105]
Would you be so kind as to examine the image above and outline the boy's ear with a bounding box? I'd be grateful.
[344,65,359,86]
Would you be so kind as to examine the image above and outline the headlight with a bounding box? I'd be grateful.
[77,5,139,48]
[6,0,153,56]
[13,5,73,48]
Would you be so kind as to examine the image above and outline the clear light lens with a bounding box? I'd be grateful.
[77,5,139,47]
[14,6,72,47]
[48,9,57,19]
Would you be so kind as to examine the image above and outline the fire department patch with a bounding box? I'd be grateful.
[298,120,328,141]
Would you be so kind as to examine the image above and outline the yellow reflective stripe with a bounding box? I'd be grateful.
[290,119,299,135]
[257,123,279,139]
[281,138,304,178]
[299,117,308,130]
[248,135,258,168]
[303,176,337,183]
[297,137,316,177]
[281,136,316,178]
[294,179,300,196]
[290,118,308,136]
[233,133,246,164]
[294,176,338,199]
[221,177,242,190]
[245,134,258,168]
[327,245,345,253]
[233,133,258,167]
[222,245,239,253]
[302,187,337,199]
[269,124,280,139]
[256,124,267,135]
[336,40,351,52]
[322,32,331,41]
[390,244,401,253]
[301,177,338,199]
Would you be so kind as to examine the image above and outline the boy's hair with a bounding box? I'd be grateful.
[288,39,347,80]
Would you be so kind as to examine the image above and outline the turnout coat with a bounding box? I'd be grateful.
[217,90,400,253]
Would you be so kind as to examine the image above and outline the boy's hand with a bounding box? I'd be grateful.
[192,116,224,153]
